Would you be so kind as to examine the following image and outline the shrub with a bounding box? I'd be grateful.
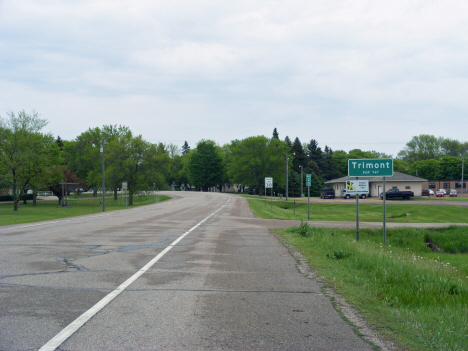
[299,220,311,237]
[0,194,33,202]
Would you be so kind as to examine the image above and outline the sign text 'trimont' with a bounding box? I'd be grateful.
[348,159,394,177]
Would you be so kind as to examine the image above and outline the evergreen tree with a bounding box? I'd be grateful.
[284,136,292,147]
[182,141,190,155]
[307,139,323,178]
[272,128,279,139]
[55,136,64,150]
[291,137,305,173]
[309,172,322,197]
[322,146,341,181]
[288,171,301,198]
[305,160,321,178]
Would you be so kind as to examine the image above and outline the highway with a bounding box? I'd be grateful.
[1,192,377,350]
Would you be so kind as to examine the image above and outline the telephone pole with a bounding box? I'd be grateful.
[101,138,105,212]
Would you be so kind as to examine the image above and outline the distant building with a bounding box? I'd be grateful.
[213,184,247,193]
[422,180,467,194]
[0,188,10,196]
[325,172,428,197]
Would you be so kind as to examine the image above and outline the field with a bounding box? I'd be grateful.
[0,194,170,226]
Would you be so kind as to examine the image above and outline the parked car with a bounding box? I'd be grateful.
[340,189,367,199]
[320,188,335,199]
[380,189,414,200]
[449,189,458,197]
[436,191,445,197]
[438,189,447,195]
[422,189,435,196]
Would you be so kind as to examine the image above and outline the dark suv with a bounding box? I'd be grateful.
[320,188,335,199]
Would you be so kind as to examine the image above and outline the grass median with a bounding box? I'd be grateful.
[276,224,468,350]
[0,194,171,226]
[247,197,468,223]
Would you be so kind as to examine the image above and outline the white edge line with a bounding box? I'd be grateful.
[39,196,230,351]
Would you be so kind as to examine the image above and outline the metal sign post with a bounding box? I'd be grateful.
[58,180,78,208]
[348,159,393,245]
[306,174,311,220]
[383,177,386,246]
[355,177,359,242]
[265,177,273,208]
[122,182,128,209]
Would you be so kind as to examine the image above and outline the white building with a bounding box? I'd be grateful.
[325,172,427,197]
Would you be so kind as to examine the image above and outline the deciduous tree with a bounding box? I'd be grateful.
[397,134,442,162]
[0,110,56,211]
[186,140,225,191]
[227,136,291,196]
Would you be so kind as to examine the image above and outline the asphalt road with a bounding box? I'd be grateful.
[1,192,380,351]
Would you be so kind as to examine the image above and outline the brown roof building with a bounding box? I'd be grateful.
[325,172,428,197]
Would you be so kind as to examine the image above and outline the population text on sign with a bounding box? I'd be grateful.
[348,159,394,177]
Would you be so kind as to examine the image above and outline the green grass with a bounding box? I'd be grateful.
[247,198,468,223]
[418,196,465,202]
[0,194,171,226]
[277,224,468,350]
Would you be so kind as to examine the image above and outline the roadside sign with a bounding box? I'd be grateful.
[122,182,128,190]
[265,177,273,188]
[306,174,311,187]
[345,180,369,195]
[348,159,393,177]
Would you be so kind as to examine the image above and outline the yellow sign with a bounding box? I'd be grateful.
[346,180,355,191]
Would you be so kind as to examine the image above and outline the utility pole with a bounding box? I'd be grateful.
[462,151,466,201]
[285,152,295,201]
[285,154,289,201]
[101,138,105,212]
[300,165,303,197]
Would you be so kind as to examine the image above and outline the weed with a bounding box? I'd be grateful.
[326,250,351,260]
[299,220,311,237]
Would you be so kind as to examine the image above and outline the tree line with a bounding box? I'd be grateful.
[1,111,467,211]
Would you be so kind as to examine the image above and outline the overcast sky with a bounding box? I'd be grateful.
[1,1,467,156]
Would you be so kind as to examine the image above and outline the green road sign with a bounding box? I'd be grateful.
[348,159,394,177]
[306,174,311,186]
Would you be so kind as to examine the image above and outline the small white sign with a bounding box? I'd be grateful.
[122,182,128,190]
[345,180,369,194]
[265,177,273,189]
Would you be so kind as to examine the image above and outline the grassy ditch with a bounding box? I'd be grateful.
[0,194,171,226]
[247,198,468,223]
[277,224,468,350]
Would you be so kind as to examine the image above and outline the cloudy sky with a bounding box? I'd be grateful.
[1,1,467,156]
